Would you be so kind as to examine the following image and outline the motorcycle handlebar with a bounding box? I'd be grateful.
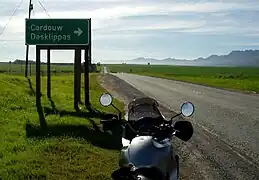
[134,123,176,138]
[101,117,176,138]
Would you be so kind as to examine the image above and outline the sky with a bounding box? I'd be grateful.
[0,0,259,63]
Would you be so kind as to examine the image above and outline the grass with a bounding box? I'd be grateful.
[0,63,74,74]
[106,64,259,93]
[0,73,124,180]
[0,63,101,76]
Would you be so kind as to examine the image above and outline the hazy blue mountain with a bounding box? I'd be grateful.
[2,50,259,66]
[127,50,259,66]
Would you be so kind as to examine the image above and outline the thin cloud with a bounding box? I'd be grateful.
[227,42,259,46]
[1,0,259,61]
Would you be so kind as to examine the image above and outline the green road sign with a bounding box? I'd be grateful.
[25,19,90,45]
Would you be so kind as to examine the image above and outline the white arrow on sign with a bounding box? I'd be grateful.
[74,28,83,36]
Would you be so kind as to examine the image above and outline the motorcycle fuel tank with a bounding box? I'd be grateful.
[119,136,179,179]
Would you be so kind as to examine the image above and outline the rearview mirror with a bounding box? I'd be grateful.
[100,93,113,106]
[181,102,194,117]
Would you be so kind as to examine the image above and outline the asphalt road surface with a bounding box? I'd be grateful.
[112,72,259,180]
[103,66,108,74]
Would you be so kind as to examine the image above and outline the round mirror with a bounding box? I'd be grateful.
[100,93,113,106]
[181,102,195,117]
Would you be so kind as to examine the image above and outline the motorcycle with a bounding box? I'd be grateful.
[99,93,195,180]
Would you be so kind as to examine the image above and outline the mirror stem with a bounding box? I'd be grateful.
[111,104,122,120]
[171,113,181,120]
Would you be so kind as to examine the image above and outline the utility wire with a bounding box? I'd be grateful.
[0,0,25,37]
[0,0,50,42]
[37,0,50,17]
[0,0,24,56]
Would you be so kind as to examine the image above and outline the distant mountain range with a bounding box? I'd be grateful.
[2,50,259,66]
[0,59,74,66]
[126,50,259,66]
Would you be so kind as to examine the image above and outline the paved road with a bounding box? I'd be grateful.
[103,66,108,74]
[113,72,259,179]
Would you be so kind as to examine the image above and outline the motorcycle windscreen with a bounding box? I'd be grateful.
[128,97,159,110]
[127,97,162,121]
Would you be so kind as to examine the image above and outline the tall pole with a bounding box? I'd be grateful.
[36,46,41,107]
[47,48,51,98]
[25,0,33,77]
[84,48,90,106]
[74,48,81,111]
[8,61,11,74]
[29,63,32,76]
[84,19,91,107]
[89,18,92,65]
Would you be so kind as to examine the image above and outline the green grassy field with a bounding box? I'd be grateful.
[0,73,124,180]
[106,64,259,93]
[0,63,74,74]
[0,63,101,75]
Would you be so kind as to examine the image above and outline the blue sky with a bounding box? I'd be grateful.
[0,0,259,63]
